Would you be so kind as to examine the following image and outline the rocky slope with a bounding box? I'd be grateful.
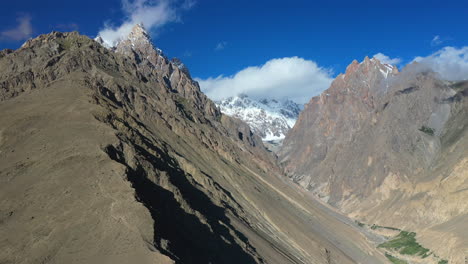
[0,26,388,264]
[280,57,468,263]
[216,95,302,141]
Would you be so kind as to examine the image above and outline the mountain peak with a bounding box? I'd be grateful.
[127,23,151,44]
[114,23,164,62]
[132,23,146,33]
[345,59,361,75]
[342,56,398,81]
[94,23,164,57]
[363,56,371,63]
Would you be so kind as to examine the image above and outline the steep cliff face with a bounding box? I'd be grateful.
[280,57,400,202]
[0,28,388,264]
[280,57,468,262]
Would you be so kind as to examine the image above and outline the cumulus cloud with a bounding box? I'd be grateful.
[431,35,443,46]
[413,46,468,81]
[215,41,227,51]
[196,57,333,104]
[97,0,194,47]
[373,52,401,65]
[0,14,33,41]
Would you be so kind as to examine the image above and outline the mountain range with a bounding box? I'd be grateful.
[0,24,466,264]
[0,25,390,264]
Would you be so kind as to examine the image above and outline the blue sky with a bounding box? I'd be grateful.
[1,0,467,102]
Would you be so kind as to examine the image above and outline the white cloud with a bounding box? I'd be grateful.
[97,0,194,47]
[373,52,401,65]
[215,41,227,51]
[195,57,333,104]
[0,14,33,41]
[413,46,468,81]
[431,35,443,46]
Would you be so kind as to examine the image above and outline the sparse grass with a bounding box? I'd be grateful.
[419,126,435,136]
[59,38,74,50]
[371,224,400,231]
[385,253,408,264]
[438,260,448,264]
[355,220,365,227]
[56,34,90,51]
[378,231,430,256]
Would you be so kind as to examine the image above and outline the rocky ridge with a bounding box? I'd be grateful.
[0,27,388,264]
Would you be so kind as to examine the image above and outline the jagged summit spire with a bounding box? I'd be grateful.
[135,22,145,29]
[95,23,153,50]
[114,23,164,59]
[123,23,153,48]
[111,24,194,89]
[128,23,150,41]
[341,56,399,80]
[98,23,192,84]
[363,56,371,63]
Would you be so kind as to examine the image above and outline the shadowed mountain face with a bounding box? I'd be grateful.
[0,27,389,264]
[280,57,468,262]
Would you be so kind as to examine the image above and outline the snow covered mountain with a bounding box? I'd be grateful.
[216,95,303,141]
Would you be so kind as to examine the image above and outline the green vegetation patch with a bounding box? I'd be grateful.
[378,231,430,256]
[438,260,448,264]
[419,126,435,136]
[384,253,408,264]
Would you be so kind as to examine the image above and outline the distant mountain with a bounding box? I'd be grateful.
[216,95,303,141]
